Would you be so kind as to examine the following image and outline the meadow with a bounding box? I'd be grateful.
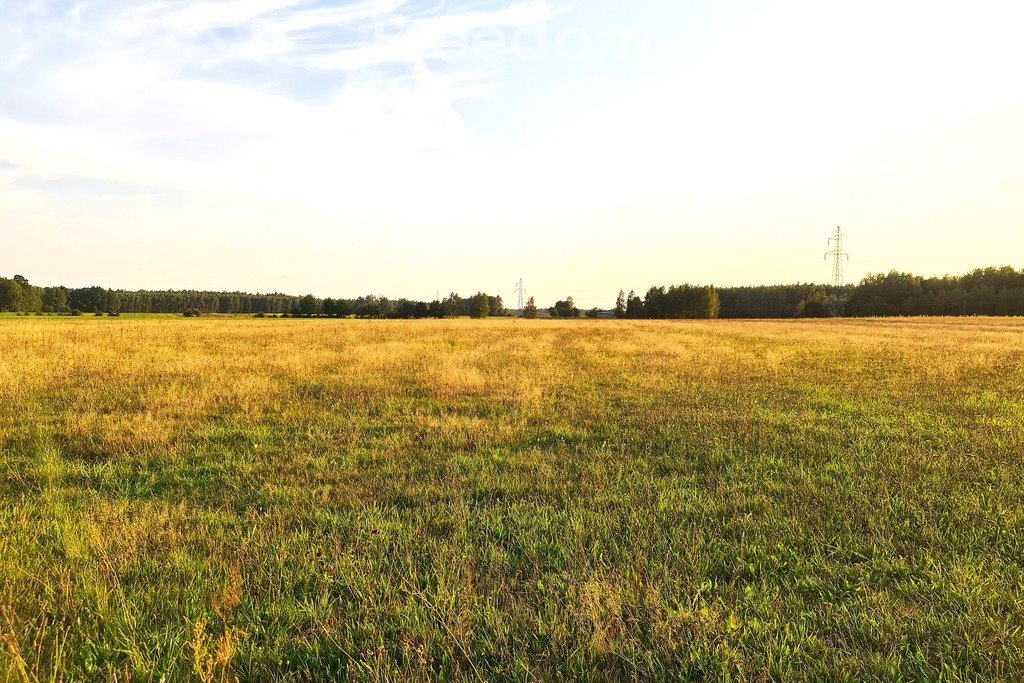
[0,316,1022,681]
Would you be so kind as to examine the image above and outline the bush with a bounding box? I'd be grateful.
[94,311,104,317]
[70,309,83,317]
[254,312,266,318]
[183,308,203,318]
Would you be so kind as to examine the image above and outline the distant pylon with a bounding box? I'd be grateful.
[514,278,525,310]
[825,226,849,287]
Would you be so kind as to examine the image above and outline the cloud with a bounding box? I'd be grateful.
[0,0,560,196]
[160,0,313,34]
[9,174,180,201]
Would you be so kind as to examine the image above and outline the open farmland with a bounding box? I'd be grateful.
[1,317,1023,681]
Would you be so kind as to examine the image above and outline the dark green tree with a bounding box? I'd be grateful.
[355,295,381,318]
[0,279,22,312]
[298,294,320,317]
[634,284,720,319]
[797,291,831,318]
[69,286,106,313]
[522,297,538,319]
[42,287,70,313]
[101,290,121,314]
[487,295,505,317]
[643,287,666,318]
[626,290,644,318]
[470,292,490,319]
[551,297,579,318]
[614,290,627,319]
[4,275,41,312]
[440,293,462,319]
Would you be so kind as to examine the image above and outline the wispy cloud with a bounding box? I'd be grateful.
[10,174,180,201]
[0,0,560,196]
[1,0,558,105]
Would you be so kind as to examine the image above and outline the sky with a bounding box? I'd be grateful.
[1,0,1023,307]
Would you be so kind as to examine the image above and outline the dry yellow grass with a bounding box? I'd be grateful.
[1,316,1023,680]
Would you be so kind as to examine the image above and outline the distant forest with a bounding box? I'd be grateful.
[1,266,1023,319]
[716,266,1024,318]
[0,277,506,319]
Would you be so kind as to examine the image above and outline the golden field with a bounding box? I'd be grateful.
[1,316,1023,681]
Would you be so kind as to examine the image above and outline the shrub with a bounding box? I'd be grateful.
[183,308,203,318]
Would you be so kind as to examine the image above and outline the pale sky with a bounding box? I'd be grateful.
[1,0,1022,306]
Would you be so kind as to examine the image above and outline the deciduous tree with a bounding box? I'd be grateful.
[614,290,626,319]
[522,297,538,319]
[470,292,490,319]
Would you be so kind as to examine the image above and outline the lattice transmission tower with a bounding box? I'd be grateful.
[825,226,849,287]
[514,278,525,310]
[825,226,850,317]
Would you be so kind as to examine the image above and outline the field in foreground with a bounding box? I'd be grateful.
[1,317,1022,681]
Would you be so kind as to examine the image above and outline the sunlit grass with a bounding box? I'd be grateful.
[1,317,1023,680]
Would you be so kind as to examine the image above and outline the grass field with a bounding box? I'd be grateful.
[1,317,1022,681]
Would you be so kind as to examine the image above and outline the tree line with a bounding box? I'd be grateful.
[2,265,1023,319]
[612,285,721,319]
[713,266,1024,318]
[0,276,508,319]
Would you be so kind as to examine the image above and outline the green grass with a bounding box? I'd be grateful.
[1,317,1022,681]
